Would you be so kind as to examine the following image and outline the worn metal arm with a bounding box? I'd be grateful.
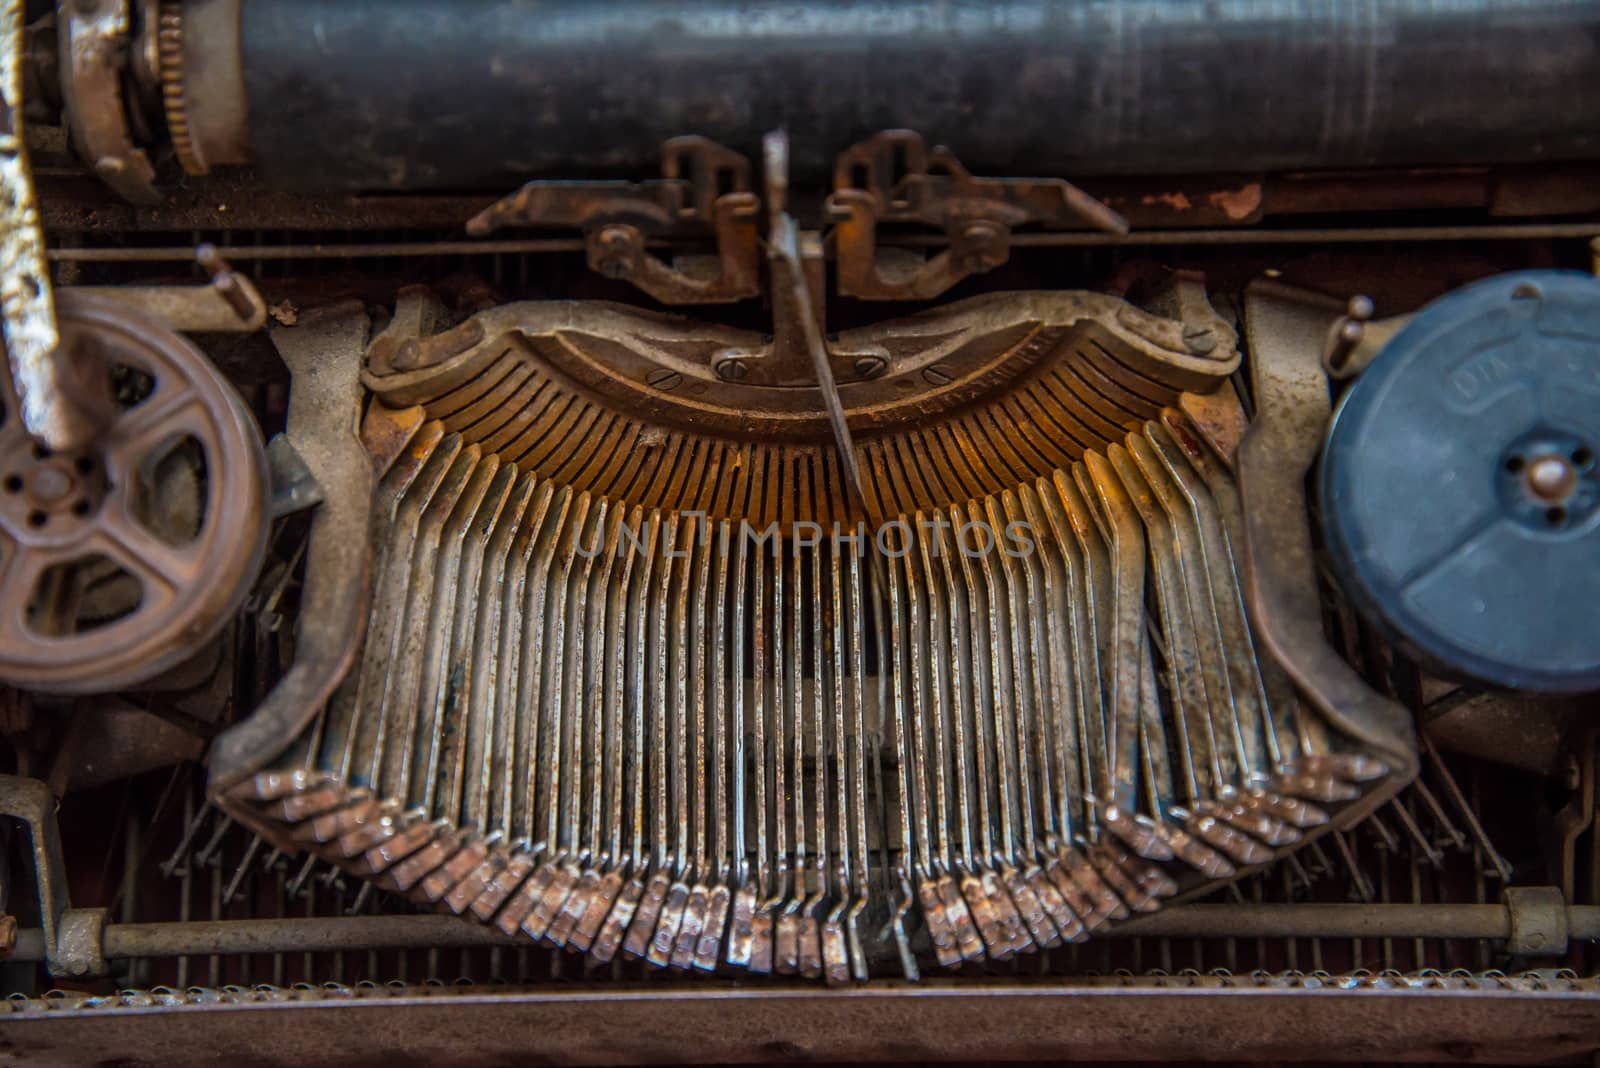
[1236,280,1418,779]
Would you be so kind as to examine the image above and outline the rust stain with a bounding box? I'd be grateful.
[1162,410,1205,459]
[1209,183,1264,221]
[1143,192,1194,212]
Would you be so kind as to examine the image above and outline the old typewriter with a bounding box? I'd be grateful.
[0,1,1597,1063]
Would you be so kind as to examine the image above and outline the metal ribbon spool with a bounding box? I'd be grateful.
[0,292,269,693]
[1321,270,1600,694]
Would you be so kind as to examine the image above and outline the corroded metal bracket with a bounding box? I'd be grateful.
[826,130,1129,301]
[464,130,1129,308]
[1319,293,1411,381]
[67,244,267,333]
[1237,280,1419,782]
[0,774,107,978]
[208,303,375,791]
[57,0,159,204]
[362,286,1238,448]
[466,136,760,305]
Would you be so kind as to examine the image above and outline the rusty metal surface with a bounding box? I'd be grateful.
[153,0,248,178]
[0,0,89,454]
[828,130,1128,301]
[34,159,1600,234]
[37,222,1600,266]
[467,137,761,305]
[155,0,203,175]
[213,377,1405,980]
[0,773,108,978]
[10,897,1600,964]
[1177,384,1249,470]
[66,244,268,333]
[0,292,267,693]
[1423,689,1581,776]
[880,413,1405,969]
[56,0,157,204]
[767,134,874,554]
[17,102,1589,1040]
[0,774,71,974]
[111,768,1560,985]
[1236,282,1418,779]
[157,0,248,177]
[5,977,1600,1066]
[199,272,1406,982]
[207,302,375,789]
[53,699,205,792]
[362,287,1237,471]
[0,268,1568,1048]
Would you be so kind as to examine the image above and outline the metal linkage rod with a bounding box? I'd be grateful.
[41,223,1600,264]
[9,902,1596,964]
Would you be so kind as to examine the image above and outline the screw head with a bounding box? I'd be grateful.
[852,354,887,380]
[714,357,750,382]
[592,224,640,279]
[1182,325,1218,355]
[952,219,1007,274]
[644,367,682,391]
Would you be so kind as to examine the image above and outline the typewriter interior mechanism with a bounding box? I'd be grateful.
[1,1,1599,1063]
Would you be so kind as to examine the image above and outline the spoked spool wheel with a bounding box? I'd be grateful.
[0,292,269,693]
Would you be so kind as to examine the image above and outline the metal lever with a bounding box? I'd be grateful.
[0,0,103,451]
[765,132,871,516]
[765,129,913,979]
[826,129,1129,301]
[467,136,761,305]
[68,244,269,333]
